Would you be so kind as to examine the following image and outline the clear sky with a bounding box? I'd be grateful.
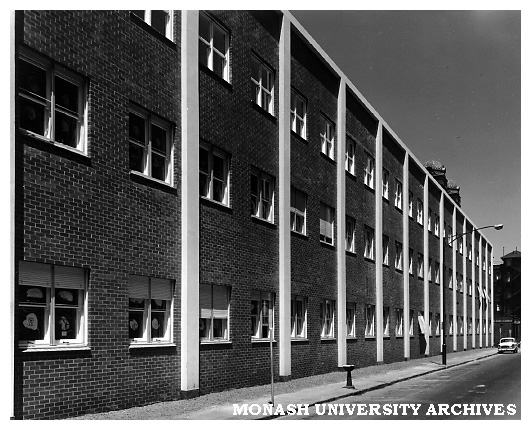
[291,9,521,261]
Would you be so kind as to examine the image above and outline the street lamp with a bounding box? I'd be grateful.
[441,224,503,365]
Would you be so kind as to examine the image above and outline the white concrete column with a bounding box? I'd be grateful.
[439,195,444,354]
[375,122,383,363]
[452,207,457,351]
[403,155,410,359]
[10,10,16,419]
[336,79,347,367]
[471,231,476,348]
[180,10,200,395]
[490,246,495,347]
[278,14,292,379]
[479,236,483,348]
[462,221,467,350]
[484,239,489,347]
[423,176,429,356]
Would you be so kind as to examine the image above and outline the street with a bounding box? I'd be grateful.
[279,352,521,420]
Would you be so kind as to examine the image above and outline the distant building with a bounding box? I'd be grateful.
[493,250,521,343]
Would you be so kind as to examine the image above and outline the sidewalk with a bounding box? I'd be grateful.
[71,348,498,420]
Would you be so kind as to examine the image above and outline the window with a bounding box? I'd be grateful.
[199,12,230,81]
[290,90,306,138]
[382,235,389,265]
[446,224,453,246]
[132,10,173,40]
[468,317,472,335]
[467,279,472,295]
[320,116,335,160]
[435,215,440,237]
[409,249,414,275]
[18,48,87,153]
[251,291,274,340]
[365,304,375,337]
[251,169,274,222]
[382,169,389,199]
[476,319,480,335]
[200,284,230,341]
[291,296,307,339]
[458,316,464,335]
[395,241,403,271]
[476,251,479,266]
[345,138,356,175]
[458,274,463,293]
[129,106,173,184]
[408,192,413,218]
[429,312,433,336]
[458,237,463,254]
[129,275,173,343]
[320,203,335,245]
[416,199,423,225]
[251,55,274,114]
[290,187,307,235]
[409,310,414,336]
[394,180,403,209]
[320,299,335,338]
[346,303,356,338]
[364,226,375,260]
[364,154,374,189]
[383,306,390,336]
[428,258,433,281]
[395,308,403,336]
[18,262,87,347]
[448,270,453,290]
[483,257,486,271]
[427,208,432,232]
[435,262,440,284]
[435,313,440,335]
[467,244,472,261]
[200,142,230,206]
[346,217,356,253]
[418,311,426,336]
[417,253,424,278]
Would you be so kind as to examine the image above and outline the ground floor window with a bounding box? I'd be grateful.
[291,296,307,339]
[200,284,230,341]
[251,291,274,340]
[320,299,335,338]
[346,303,356,337]
[395,308,403,336]
[365,304,375,337]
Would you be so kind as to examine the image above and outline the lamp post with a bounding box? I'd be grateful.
[441,224,503,365]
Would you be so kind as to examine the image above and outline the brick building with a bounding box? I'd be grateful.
[11,10,496,419]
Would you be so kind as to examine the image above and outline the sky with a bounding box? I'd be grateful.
[290,9,521,262]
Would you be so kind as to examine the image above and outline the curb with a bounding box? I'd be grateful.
[257,351,498,420]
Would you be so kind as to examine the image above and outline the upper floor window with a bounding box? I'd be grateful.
[129,106,174,184]
[395,241,403,271]
[251,55,274,114]
[345,138,355,175]
[290,90,306,138]
[428,258,433,281]
[320,299,335,338]
[408,192,413,218]
[200,142,230,206]
[320,116,335,160]
[320,203,335,245]
[364,154,374,189]
[18,262,87,348]
[467,244,472,261]
[199,12,230,81]
[382,235,389,265]
[251,291,274,340]
[458,237,463,254]
[435,262,440,284]
[409,248,414,275]
[476,251,480,266]
[251,168,274,223]
[129,275,173,344]
[346,217,356,253]
[290,187,307,235]
[435,215,440,237]
[394,180,403,209]
[428,208,432,232]
[132,10,173,40]
[200,284,230,341]
[416,199,424,225]
[418,253,424,278]
[364,226,375,260]
[382,169,389,200]
[18,48,87,154]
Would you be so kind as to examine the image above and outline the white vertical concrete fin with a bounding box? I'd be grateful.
[439,194,444,353]
[423,175,429,355]
[462,220,467,350]
[479,234,483,348]
[375,122,383,363]
[403,155,410,359]
[452,206,457,351]
[180,10,200,393]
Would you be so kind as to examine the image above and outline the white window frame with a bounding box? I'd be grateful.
[129,275,173,344]
[364,226,375,260]
[394,180,403,209]
[435,313,440,335]
[429,312,433,336]
[395,241,403,271]
[365,304,375,337]
[320,203,335,245]
[448,270,453,290]
[251,55,274,114]
[200,284,230,342]
[483,256,486,271]
[290,90,306,138]
[18,48,88,154]
[346,216,356,253]
[345,138,356,175]
[382,235,389,265]
[409,310,414,336]
[131,10,173,40]
[251,168,275,223]
[428,258,433,281]
[291,296,307,339]
[409,249,414,275]
[417,253,424,278]
[476,251,480,267]
[416,199,424,225]
[382,169,389,200]
[435,214,440,237]
[200,142,230,206]
[251,291,274,340]
[408,192,413,218]
[290,187,307,235]
[395,308,404,336]
[18,262,88,348]
[428,208,432,232]
[320,115,335,160]
[346,303,356,338]
[129,105,174,185]
[199,12,230,81]
[320,299,335,339]
[364,154,375,189]
[435,262,440,284]
[383,306,390,336]
[458,237,463,254]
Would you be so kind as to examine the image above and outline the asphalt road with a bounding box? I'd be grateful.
[280,352,521,420]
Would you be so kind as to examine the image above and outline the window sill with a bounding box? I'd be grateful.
[395,268,404,273]
[320,240,335,249]
[320,152,336,164]
[251,215,276,229]
[320,337,336,343]
[129,342,176,349]
[395,335,404,339]
[251,338,276,344]
[291,337,309,343]
[251,101,277,123]
[200,196,233,213]
[199,62,232,91]
[364,184,375,193]
[291,230,308,240]
[20,345,90,353]
[346,170,356,181]
[395,206,403,213]
[130,171,177,194]
[346,337,357,341]
[19,129,91,165]
[346,250,356,257]
[364,257,375,264]
[129,12,177,49]
[290,130,308,144]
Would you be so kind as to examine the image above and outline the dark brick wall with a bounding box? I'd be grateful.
[15,10,182,419]
[427,183,441,356]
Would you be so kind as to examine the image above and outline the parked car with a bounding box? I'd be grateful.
[498,337,519,354]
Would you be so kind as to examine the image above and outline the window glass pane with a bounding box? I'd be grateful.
[129,142,144,172]
[151,152,166,181]
[212,154,224,179]
[151,10,169,36]
[20,97,46,135]
[54,111,78,147]
[20,307,46,341]
[199,13,210,40]
[151,124,167,153]
[151,310,167,338]
[55,76,79,113]
[55,307,77,340]
[20,60,47,98]
[129,310,144,338]
[129,113,145,143]
[212,25,226,53]
[251,57,260,82]
[20,285,47,304]
[199,41,210,67]
[213,53,225,77]
[55,288,78,306]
